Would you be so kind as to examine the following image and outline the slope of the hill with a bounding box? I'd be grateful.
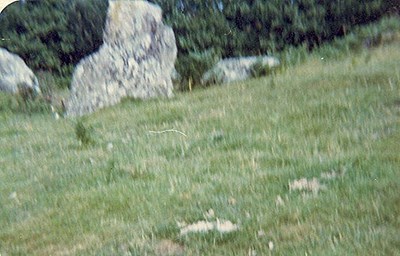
[0,41,399,255]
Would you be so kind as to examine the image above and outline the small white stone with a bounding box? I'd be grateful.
[205,208,215,219]
[268,241,274,250]
[257,229,265,237]
[248,249,257,256]
[228,197,237,205]
[107,142,113,152]
[179,220,214,236]
[89,157,95,165]
[176,221,187,228]
[215,219,239,233]
[275,195,285,206]
[9,191,17,200]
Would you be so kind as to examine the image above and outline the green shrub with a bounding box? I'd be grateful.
[0,93,17,113]
[75,119,95,147]
[105,159,119,184]
[279,44,309,67]
[200,67,226,86]
[65,0,109,65]
[16,89,50,114]
[357,16,400,48]
[175,49,220,90]
[0,89,50,115]
[0,0,108,88]
[250,59,280,78]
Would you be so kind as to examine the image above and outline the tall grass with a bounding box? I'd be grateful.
[0,25,399,255]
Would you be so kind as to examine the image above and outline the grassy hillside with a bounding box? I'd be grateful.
[1,40,399,255]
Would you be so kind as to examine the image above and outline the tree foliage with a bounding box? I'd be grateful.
[150,0,395,87]
[0,0,108,87]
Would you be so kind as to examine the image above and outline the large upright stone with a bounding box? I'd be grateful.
[0,48,40,94]
[66,0,177,116]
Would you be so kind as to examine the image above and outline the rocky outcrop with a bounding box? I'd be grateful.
[201,56,280,85]
[66,0,177,116]
[0,48,40,94]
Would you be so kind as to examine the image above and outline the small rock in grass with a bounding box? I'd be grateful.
[89,157,95,165]
[216,219,239,233]
[248,248,257,256]
[204,208,215,219]
[268,241,274,250]
[179,220,214,235]
[176,221,187,228]
[210,130,224,142]
[228,197,237,205]
[320,171,337,180]
[107,142,113,152]
[275,195,285,206]
[9,191,17,200]
[257,229,266,237]
[9,191,20,204]
[179,219,239,235]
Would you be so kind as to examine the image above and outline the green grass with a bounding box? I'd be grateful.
[1,38,400,255]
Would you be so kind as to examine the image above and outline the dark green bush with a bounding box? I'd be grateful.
[250,59,280,78]
[75,119,95,147]
[65,0,108,65]
[0,89,50,115]
[0,93,17,113]
[0,0,108,89]
[175,49,220,90]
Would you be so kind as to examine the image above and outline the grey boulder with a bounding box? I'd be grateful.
[0,48,40,94]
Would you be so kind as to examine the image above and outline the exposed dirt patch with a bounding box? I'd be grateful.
[289,178,326,194]
[155,239,185,256]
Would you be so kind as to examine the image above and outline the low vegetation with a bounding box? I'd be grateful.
[0,21,399,254]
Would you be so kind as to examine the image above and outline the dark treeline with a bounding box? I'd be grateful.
[0,0,398,88]
[152,0,398,87]
[0,0,108,85]
[154,0,399,55]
